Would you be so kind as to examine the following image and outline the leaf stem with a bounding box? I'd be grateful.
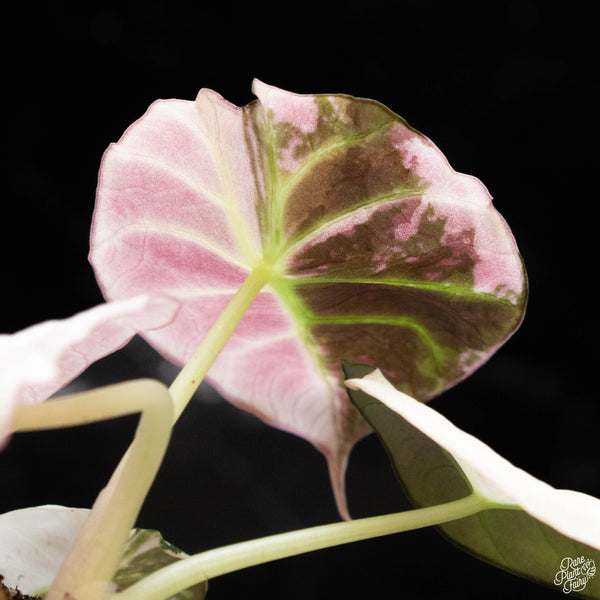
[168,264,272,421]
[12,379,173,600]
[8,265,270,600]
[114,493,492,600]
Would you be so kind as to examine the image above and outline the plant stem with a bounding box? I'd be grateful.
[168,264,272,421]
[13,379,173,600]
[115,493,493,600]
[9,266,269,600]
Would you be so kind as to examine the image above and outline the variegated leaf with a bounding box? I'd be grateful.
[0,506,206,600]
[90,81,527,517]
[344,364,600,598]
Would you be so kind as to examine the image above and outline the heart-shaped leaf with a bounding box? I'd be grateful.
[90,80,527,516]
[0,506,206,600]
[344,364,600,598]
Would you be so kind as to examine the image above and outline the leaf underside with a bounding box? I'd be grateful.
[90,80,527,515]
[343,362,600,599]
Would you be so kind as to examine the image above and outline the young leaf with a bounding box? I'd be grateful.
[0,506,206,600]
[90,81,527,517]
[344,363,600,597]
[0,296,179,449]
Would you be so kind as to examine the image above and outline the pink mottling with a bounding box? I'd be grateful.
[473,248,525,298]
[89,81,527,519]
[454,344,503,386]
[253,79,319,133]
[278,134,306,172]
[327,96,352,123]
[439,205,525,297]
[391,124,491,208]
[390,123,524,299]
[439,257,460,267]
[253,79,320,172]
[391,203,425,241]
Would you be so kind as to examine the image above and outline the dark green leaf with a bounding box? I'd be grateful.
[343,362,600,598]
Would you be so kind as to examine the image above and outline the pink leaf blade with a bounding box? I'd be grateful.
[205,290,369,518]
[90,81,528,517]
[92,229,251,299]
[0,295,179,448]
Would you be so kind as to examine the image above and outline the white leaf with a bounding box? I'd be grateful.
[346,368,600,550]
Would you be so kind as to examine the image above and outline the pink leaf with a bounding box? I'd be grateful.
[90,81,527,517]
[0,296,179,448]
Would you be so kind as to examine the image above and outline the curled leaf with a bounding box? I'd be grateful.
[344,363,600,596]
[0,296,180,449]
[90,81,527,516]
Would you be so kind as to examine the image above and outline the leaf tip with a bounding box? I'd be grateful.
[325,449,352,521]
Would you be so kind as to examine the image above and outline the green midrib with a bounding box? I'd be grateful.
[274,187,427,266]
[248,105,520,395]
[260,109,403,265]
[277,118,396,201]
[288,276,518,306]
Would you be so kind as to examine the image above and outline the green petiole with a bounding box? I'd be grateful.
[9,266,272,600]
[12,265,509,600]
[114,493,506,600]
[13,379,173,600]
[168,264,272,421]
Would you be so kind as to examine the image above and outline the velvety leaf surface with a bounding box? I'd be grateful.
[0,506,206,600]
[90,81,527,515]
[344,364,600,598]
[0,296,179,449]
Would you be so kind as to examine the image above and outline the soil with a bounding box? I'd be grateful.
[0,576,40,600]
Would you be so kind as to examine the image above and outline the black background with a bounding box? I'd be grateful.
[1,1,599,598]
